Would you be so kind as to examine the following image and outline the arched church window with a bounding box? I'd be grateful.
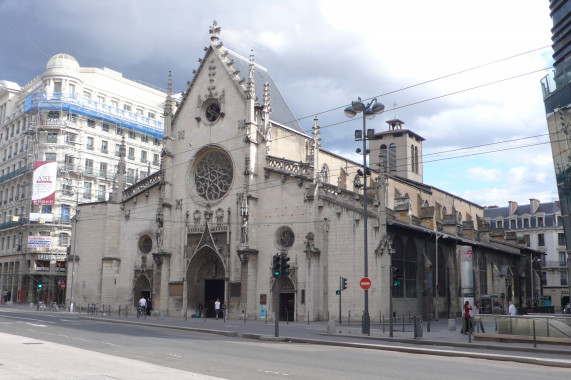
[321,164,329,183]
[411,145,415,173]
[414,146,419,174]
[389,143,397,172]
[204,100,221,122]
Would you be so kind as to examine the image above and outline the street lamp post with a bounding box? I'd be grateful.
[344,97,385,335]
[69,188,80,312]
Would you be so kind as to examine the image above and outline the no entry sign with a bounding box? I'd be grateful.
[360,277,371,290]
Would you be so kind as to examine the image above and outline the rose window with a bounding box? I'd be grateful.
[194,150,233,201]
[205,102,221,122]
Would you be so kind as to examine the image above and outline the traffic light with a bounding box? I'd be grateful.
[281,255,291,277]
[336,290,341,295]
[342,277,347,291]
[392,267,401,287]
[38,283,43,289]
[272,254,281,278]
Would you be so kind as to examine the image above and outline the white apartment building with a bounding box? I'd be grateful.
[0,54,166,305]
[484,200,569,311]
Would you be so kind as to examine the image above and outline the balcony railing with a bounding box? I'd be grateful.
[544,260,568,268]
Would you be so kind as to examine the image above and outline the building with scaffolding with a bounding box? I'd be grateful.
[0,53,166,305]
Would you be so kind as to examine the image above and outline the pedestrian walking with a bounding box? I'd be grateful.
[462,300,472,334]
[215,298,221,320]
[473,301,485,333]
[508,301,516,316]
[221,301,227,319]
[146,297,153,316]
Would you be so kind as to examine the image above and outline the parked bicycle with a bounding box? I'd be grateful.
[38,301,47,311]
[137,305,146,319]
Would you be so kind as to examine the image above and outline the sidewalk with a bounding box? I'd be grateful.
[2,302,571,368]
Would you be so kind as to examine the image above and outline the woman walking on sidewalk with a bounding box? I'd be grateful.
[462,300,473,334]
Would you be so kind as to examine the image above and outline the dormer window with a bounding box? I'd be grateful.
[537,216,544,227]
[496,220,503,229]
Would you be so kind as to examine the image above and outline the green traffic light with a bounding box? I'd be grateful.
[38,284,43,288]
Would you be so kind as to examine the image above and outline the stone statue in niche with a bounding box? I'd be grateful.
[156,227,163,252]
[304,232,320,255]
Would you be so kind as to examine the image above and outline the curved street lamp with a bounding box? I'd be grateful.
[344,97,385,335]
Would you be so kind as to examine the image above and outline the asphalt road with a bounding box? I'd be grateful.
[0,310,568,379]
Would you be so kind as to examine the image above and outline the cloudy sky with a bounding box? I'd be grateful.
[0,0,556,208]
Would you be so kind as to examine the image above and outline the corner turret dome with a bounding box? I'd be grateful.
[46,53,80,71]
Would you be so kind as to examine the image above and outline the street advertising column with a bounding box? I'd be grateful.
[459,245,474,307]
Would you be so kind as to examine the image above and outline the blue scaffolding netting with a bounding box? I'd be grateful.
[24,92,164,139]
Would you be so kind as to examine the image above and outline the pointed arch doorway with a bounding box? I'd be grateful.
[273,277,295,322]
[187,247,226,318]
[133,273,151,306]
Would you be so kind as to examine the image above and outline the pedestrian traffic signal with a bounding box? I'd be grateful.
[272,254,281,277]
[342,277,347,290]
[392,267,401,287]
[281,255,291,277]
[336,290,341,295]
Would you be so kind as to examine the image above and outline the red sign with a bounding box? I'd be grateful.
[360,277,371,290]
[466,249,472,258]
[57,280,61,286]
[60,283,66,289]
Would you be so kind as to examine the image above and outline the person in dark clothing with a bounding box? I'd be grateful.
[146,297,153,316]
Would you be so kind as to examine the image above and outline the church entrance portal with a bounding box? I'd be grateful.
[204,279,224,317]
[186,247,225,317]
[279,292,295,321]
[133,274,151,306]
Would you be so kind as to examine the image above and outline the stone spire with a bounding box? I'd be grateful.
[112,135,127,202]
[312,117,321,183]
[209,20,221,47]
[245,50,256,138]
[246,50,256,100]
[262,82,272,156]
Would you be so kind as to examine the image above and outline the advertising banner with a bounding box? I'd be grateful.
[32,161,57,206]
[28,236,52,248]
[459,245,474,297]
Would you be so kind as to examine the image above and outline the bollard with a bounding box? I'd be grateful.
[244,309,246,324]
[307,311,309,325]
[119,305,121,317]
[546,317,550,337]
[382,315,385,333]
[402,314,405,332]
[286,310,289,325]
[468,329,472,343]
[266,312,268,324]
[533,320,537,348]
[348,310,350,325]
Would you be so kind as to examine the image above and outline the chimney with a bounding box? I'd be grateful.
[508,201,518,216]
[530,198,540,214]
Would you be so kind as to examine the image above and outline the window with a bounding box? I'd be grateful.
[62,178,73,194]
[136,108,143,115]
[496,219,503,229]
[558,215,563,226]
[523,234,530,247]
[558,233,566,247]
[153,137,160,146]
[98,184,106,201]
[66,132,77,146]
[523,218,529,228]
[148,112,155,119]
[46,132,58,144]
[562,271,568,286]
[127,168,135,184]
[69,83,75,95]
[64,155,74,170]
[128,147,135,160]
[44,151,55,162]
[86,137,94,150]
[111,100,119,108]
[99,162,108,178]
[98,95,105,104]
[102,123,110,132]
[140,150,147,163]
[84,159,93,175]
[538,233,545,247]
[67,113,77,123]
[60,204,71,222]
[115,144,121,157]
[59,233,69,246]
[128,130,135,139]
[83,91,91,99]
[559,251,567,266]
[141,134,148,143]
[87,119,95,128]
[153,153,159,166]
[389,143,397,172]
[101,140,108,153]
[53,81,62,93]
[41,205,52,213]
[123,104,131,112]
[537,217,544,227]
[116,127,123,135]
[510,219,516,229]
[83,182,91,199]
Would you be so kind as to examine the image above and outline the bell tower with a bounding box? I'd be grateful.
[368,119,424,183]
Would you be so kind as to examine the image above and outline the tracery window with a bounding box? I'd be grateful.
[205,101,221,122]
[194,150,233,201]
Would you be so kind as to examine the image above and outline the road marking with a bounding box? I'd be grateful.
[166,353,182,358]
[3,315,56,324]
[258,369,290,376]
[26,323,47,327]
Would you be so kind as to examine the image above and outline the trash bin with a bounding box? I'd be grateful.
[414,316,423,338]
